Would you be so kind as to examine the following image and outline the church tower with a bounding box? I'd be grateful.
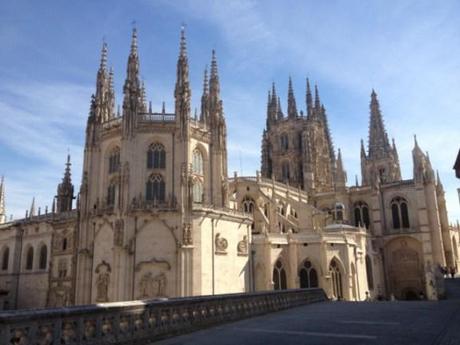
[361,90,401,187]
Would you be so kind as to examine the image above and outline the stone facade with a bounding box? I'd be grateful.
[0,27,456,310]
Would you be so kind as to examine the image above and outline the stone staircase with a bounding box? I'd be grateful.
[444,278,460,299]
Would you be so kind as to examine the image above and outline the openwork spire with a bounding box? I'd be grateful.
[287,77,298,118]
[0,176,5,224]
[368,89,391,159]
[175,26,191,136]
[200,66,209,123]
[335,148,347,187]
[314,84,321,112]
[209,49,220,99]
[56,154,74,213]
[306,78,313,117]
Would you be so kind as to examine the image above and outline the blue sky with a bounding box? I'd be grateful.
[0,0,459,222]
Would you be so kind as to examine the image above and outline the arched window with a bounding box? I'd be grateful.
[146,174,165,202]
[1,247,9,271]
[39,245,47,270]
[354,201,370,229]
[273,259,287,290]
[391,197,410,229]
[334,203,345,222]
[25,246,34,270]
[299,260,318,288]
[107,183,116,206]
[329,259,343,300]
[282,161,290,182]
[108,147,120,174]
[147,143,166,169]
[242,196,255,214]
[193,181,203,203]
[192,149,204,175]
[280,133,289,151]
[365,255,374,290]
[62,238,68,251]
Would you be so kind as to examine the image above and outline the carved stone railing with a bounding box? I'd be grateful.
[0,288,326,344]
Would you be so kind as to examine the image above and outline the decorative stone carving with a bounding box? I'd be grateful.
[237,235,248,256]
[113,219,124,247]
[135,257,171,272]
[215,233,228,254]
[95,261,111,302]
[139,272,167,299]
[183,223,192,246]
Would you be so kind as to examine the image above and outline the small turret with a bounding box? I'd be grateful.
[335,148,347,190]
[29,197,36,217]
[412,135,434,184]
[436,170,445,195]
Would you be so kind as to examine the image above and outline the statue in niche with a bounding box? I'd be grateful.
[215,233,228,254]
[95,261,111,302]
[139,272,167,299]
[113,219,124,247]
[237,235,248,255]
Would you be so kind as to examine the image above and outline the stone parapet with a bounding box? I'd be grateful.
[0,288,326,344]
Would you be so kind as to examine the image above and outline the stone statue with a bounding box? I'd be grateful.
[215,233,228,254]
[237,235,248,255]
[96,272,110,302]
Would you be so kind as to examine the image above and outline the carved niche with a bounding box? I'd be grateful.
[95,261,111,303]
[237,235,248,256]
[215,233,228,255]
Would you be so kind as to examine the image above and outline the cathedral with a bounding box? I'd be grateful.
[0,27,457,310]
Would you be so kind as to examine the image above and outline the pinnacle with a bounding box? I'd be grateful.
[100,41,108,70]
[130,27,138,55]
[179,25,187,58]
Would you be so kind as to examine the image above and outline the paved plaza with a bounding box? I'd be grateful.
[155,299,460,345]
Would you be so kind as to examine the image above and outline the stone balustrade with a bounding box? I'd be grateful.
[0,288,326,344]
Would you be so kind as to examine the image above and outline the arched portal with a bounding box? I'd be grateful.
[385,237,424,300]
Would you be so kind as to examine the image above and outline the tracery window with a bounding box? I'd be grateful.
[146,174,165,202]
[107,183,116,206]
[273,259,287,290]
[334,203,345,222]
[25,246,34,270]
[329,259,343,300]
[299,260,318,288]
[193,181,203,203]
[39,244,47,270]
[147,143,166,169]
[280,134,289,151]
[354,201,370,229]
[1,247,9,271]
[192,149,204,175]
[108,147,120,174]
[242,196,255,214]
[282,161,290,182]
[391,197,410,229]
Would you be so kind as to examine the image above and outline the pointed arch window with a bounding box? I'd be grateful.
[192,149,204,175]
[391,197,410,229]
[329,259,343,300]
[25,246,34,270]
[273,259,287,290]
[108,147,120,174]
[147,143,166,169]
[193,180,203,203]
[39,244,47,270]
[280,133,289,151]
[299,260,318,288]
[146,174,165,202]
[354,201,370,229]
[1,247,9,271]
[107,183,116,206]
[242,196,255,214]
[282,161,290,182]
